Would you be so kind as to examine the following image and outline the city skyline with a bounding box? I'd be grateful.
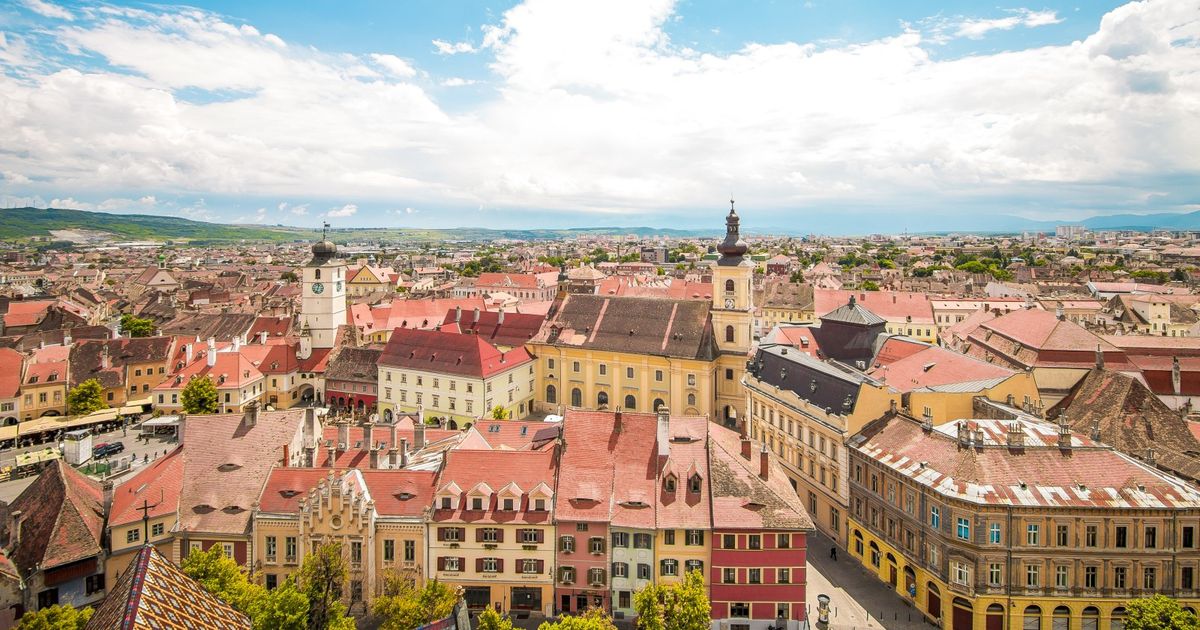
[0,0,1196,230]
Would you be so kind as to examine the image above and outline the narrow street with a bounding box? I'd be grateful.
[805,531,932,629]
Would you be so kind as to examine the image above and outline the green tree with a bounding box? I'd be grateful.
[860,280,880,291]
[281,271,299,282]
[478,607,516,630]
[490,405,510,420]
[119,313,155,337]
[372,574,459,630]
[16,605,93,630]
[1125,594,1200,630]
[538,608,618,630]
[633,569,709,630]
[68,378,107,415]
[248,578,309,630]
[181,545,258,610]
[181,375,220,414]
[299,542,355,630]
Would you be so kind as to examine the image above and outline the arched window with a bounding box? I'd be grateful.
[725,279,735,293]
[624,395,636,410]
[1110,607,1126,630]
[653,398,665,412]
[571,388,582,407]
[546,385,557,404]
[1024,605,1042,630]
[314,269,321,279]
[597,391,609,408]
[1081,607,1099,630]
[1053,606,1070,630]
[725,325,735,343]
[687,393,696,407]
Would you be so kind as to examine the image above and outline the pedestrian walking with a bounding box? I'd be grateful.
[830,546,838,561]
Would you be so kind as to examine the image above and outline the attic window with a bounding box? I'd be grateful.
[620,500,648,508]
[217,463,242,472]
[664,475,676,492]
[688,474,702,494]
[28,376,38,384]
[193,504,215,514]
[280,490,301,498]
[223,506,246,514]
[396,492,414,501]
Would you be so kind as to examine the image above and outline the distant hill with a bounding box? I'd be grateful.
[0,207,292,242]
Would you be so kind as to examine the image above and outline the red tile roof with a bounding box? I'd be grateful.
[0,348,23,398]
[869,345,1014,393]
[6,460,105,573]
[814,289,934,323]
[110,446,184,527]
[433,449,557,525]
[379,327,533,378]
[656,416,711,530]
[441,308,544,348]
[258,468,435,517]
[709,424,813,531]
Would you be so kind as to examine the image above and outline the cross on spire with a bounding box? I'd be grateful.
[135,492,163,545]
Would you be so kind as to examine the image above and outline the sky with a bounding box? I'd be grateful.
[0,0,1197,232]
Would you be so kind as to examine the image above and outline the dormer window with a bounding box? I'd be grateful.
[664,475,676,493]
[440,497,452,510]
[534,498,546,512]
[689,474,702,494]
[472,497,484,511]
[503,498,514,511]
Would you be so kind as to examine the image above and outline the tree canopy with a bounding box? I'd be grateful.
[181,375,219,414]
[633,569,710,630]
[371,573,459,630]
[298,542,355,630]
[538,608,618,630]
[119,313,155,337]
[181,540,314,630]
[68,378,107,415]
[15,605,93,630]
[1125,595,1200,630]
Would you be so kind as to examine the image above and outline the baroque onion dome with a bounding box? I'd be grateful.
[310,221,337,263]
[717,199,748,261]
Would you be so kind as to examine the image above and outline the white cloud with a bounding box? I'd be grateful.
[953,9,1064,40]
[390,206,419,215]
[327,203,358,218]
[0,1,1196,223]
[21,0,73,21]
[369,53,417,77]
[440,77,477,87]
[290,203,309,215]
[432,39,476,55]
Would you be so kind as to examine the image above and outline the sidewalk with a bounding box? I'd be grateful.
[806,531,932,630]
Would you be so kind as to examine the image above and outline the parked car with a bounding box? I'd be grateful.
[92,442,125,458]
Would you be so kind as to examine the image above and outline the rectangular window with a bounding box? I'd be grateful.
[626,367,634,379]
[589,537,605,554]
[1025,564,1040,588]
[723,567,736,583]
[152,523,164,537]
[951,561,970,586]
[1144,567,1157,590]
[286,537,297,562]
[1026,524,1040,546]
[664,530,675,545]
[731,603,750,618]
[444,557,461,572]
[482,558,498,573]
[637,563,651,580]
[522,529,541,544]
[778,534,790,549]
[612,532,629,548]
[1145,526,1157,549]
[1085,524,1098,547]
[748,568,761,584]
[685,530,703,546]
[1084,566,1097,589]
[634,533,652,549]
[930,506,940,529]
[748,534,761,550]
[613,562,628,578]
[126,529,140,544]
[1056,524,1068,546]
[660,559,678,576]
[350,542,362,565]
[1185,526,1196,548]
[779,568,790,584]
[655,370,663,382]
[599,364,607,376]
[1116,526,1128,548]
[1113,566,1127,589]
[989,523,1001,544]
[956,518,970,541]
[1055,565,1068,588]
[1183,566,1195,590]
[989,563,1002,586]
[404,540,415,562]
[265,536,277,560]
[383,540,395,562]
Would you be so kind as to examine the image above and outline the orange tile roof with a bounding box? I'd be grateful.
[110,446,184,527]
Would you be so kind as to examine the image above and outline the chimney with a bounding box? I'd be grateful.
[741,436,752,460]
[185,343,193,365]
[1147,447,1157,465]
[1056,306,1065,320]
[337,420,349,450]
[326,444,336,467]
[245,402,259,428]
[7,510,22,547]
[738,419,748,439]
[63,333,71,346]
[100,344,110,370]
[455,306,462,323]
[178,414,186,444]
[369,447,380,469]
[759,441,770,480]
[656,407,670,460]
[414,415,426,449]
[1058,417,1072,453]
[473,307,480,322]
[1173,356,1182,396]
[101,481,114,513]
[206,337,217,367]
[362,420,374,450]
[304,445,316,467]
[232,335,241,353]
[1006,422,1025,451]
[1095,343,1104,370]
[389,418,399,450]
[259,331,268,344]
[498,308,505,325]
[400,437,409,468]
[957,422,970,449]
[614,408,623,433]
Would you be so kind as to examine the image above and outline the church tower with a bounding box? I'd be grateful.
[710,201,755,427]
[300,224,347,350]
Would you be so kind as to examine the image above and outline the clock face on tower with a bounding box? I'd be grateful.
[336,281,343,292]
[312,282,324,294]
[724,298,735,309]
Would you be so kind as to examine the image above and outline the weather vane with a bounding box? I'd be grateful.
[322,221,330,240]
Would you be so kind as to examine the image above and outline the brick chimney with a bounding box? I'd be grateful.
[184,343,193,365]
[369,447,380,469]
[741,436,752,460]
[400,437,409,468]
[414,412,426,449]
[337,420,349,450]
[759,441,770,480]
[245,402,259,428]
[362,420,374,451]
[389,417,399,450]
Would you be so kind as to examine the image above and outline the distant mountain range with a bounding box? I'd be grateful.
[3,206,1200,242]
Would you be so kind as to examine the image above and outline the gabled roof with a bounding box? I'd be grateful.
[110,446,184,527]
[441,308,544,348]
[709,425,814,531]
[85,545,250,630]
[0,348,23,399]
[433,449,557,525]
[868,345,1014,393]
[5,460,105,573]
[819,297,886,327]
[379,327,532,378]
[534,294,718,361]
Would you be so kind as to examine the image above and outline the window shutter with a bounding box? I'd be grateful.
[536,529,545,543]
[476,558,484,573]
[437,556,445,571]
[476,528,485,542]
[437,528,445,542]
[660,560,667,575]
[457,527,466,540]
[698,531,705,546]
[496,529,504,543]
[536,559,544,573]
[497,559,504,573]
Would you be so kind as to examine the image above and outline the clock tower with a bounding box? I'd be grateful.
[710,201,755,428]
[300,224,347,349]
